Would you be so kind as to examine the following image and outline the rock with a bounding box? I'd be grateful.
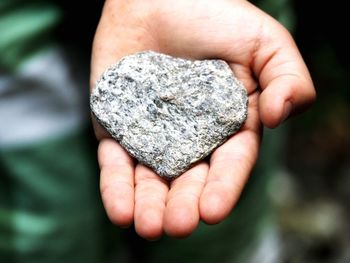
[90,51,248,180]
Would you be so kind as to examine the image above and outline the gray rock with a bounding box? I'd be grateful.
[90,51,248,180]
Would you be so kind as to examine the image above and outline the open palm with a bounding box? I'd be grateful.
[90,0,315,240]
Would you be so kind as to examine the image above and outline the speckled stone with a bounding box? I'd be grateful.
[90,51,248,179]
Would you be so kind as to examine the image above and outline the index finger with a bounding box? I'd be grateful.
[99,138,135,227]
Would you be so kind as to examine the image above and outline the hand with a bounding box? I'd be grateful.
[90,0,315,240]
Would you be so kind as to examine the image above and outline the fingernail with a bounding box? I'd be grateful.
[282,101,293,123]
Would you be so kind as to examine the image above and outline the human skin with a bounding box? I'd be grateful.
[90,0,315,240]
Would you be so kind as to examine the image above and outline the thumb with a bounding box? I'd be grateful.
[253,19,316,128]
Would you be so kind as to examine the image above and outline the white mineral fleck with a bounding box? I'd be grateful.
[91,51,248,180]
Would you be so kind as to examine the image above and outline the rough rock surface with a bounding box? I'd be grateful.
[91,51,248,179]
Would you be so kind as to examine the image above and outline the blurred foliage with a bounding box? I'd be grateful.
[258,0,296,31]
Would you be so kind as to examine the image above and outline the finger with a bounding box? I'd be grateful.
[164,162,208,238]
[200,92,260,224]
[259,73,315,127]
[134,164,169,240]
[99,138,135,227]
[252,20,316,128]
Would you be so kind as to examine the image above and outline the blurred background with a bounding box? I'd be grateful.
[270,1,350,262]
[0,0,349,263]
